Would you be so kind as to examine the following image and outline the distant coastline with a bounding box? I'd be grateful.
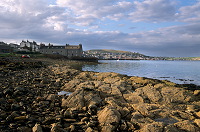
[84,49,200,61]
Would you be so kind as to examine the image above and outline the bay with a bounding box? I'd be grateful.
[82,60,200,86]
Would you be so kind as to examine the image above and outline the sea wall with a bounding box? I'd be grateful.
[0,58,200,131]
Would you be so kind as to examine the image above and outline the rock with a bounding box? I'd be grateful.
[69,124,76,132]
[51,123,67,132]
[3,88,13,95]
[17,126,32,132]
[87,121,98,127]
[88,104,97,115]
[64,109,71,118]
[2,58,200,132]
[85,127,95,132]
[14,116,27,120]
[161,87,195,103]
[194,90,200,96]
[46,94,57,101]
[194,119,200,127]
[135,85,162,103]
[62,79,82,92]
[174,120,200,132]
[75,72,95,80]
[140,122,164,132]
[130,76,158,87]
[98,106,121,132]
[164,124,181,132]
[63,119,76,123]
[62,88,101,109]
[6,111,19,122]
[196,111,200,118]
[81,117,89,122]
[61,89,85,109]
[124,92,144,104]
[104,76,121,84]
[32,123,43,132]
[186,104,198,112]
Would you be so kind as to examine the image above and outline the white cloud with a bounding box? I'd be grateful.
[55,0,133,26]
[1,0,200,57]
[129,0,177,22]
[178,1,200,22]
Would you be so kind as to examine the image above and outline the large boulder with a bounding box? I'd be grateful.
[174,120,200,132]
[161,87,195,103]
[61,88,102,109]
[135,85,162,103]
[139,122,164,132]
[98,106,121,132]
[61,79,82,92]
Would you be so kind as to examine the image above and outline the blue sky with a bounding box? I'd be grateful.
[0,0,200,57]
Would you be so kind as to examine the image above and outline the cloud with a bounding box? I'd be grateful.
[177,1,200,22]
[56,0,133,25]
[0,0,200,57]
[129,0,177,22]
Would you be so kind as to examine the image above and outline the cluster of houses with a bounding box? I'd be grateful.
[0,40,83,58]
[83,50,148,60]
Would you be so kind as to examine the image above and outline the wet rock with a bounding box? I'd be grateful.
[32,123,43,132]
[11,103,20,111]
[64,109,71,118]
[51,123,67,132]
[17,126,32,132]
[64,119,76,123]
[46,94,57,101]
[85,127,96,132]
[3,88,13,96]
[88,104,97,115]
[14,116,27,120]
[81,117,90,122]
[6,111,19,122]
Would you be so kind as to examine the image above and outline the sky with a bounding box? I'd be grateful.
[0,0,200,57]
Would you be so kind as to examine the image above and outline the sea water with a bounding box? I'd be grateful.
[82,60,200,86]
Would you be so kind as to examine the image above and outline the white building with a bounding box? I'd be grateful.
[20,40,39,52]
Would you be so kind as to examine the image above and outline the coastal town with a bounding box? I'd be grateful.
[0,40,200,61]
[0,40,150,60]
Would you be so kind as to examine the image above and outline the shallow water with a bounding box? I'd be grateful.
[58,91,72,96]
[82,60,200,86]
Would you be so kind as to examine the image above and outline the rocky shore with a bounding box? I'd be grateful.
[0,57,200,132]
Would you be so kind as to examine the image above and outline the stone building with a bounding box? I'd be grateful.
[39,44,83,57]
[0,42,13,53]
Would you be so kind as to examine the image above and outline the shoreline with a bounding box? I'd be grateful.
[0,57,200,131]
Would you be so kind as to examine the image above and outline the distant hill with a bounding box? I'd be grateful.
[84,49,200,60]
[86,49,144,55]
[84,49,151,60]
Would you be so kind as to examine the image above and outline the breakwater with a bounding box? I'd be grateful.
[0,57,200,131]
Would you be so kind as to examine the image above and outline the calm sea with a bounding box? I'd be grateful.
[82,60,200,86]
